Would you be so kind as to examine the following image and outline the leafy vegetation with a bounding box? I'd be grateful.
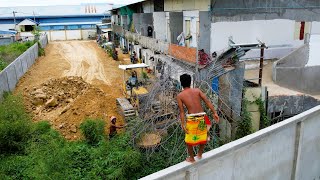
[0,94,142,179]
[255,97,271,129]
[0,41,36,70]
[236,96,253,139]
[80,119,106,146]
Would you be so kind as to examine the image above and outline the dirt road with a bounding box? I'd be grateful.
[15,41,128,140]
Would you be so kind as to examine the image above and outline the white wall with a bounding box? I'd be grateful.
[141,105,320,180]
[183,11,199,48]
[50,31,66,41]
[307,34,320,66]
[66,30,81,40]
[311,21,320,34]
[45,29,96,41]
[153,12,167,41]
[211,19,305,54]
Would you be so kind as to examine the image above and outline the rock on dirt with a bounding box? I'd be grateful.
[21,76,118,141]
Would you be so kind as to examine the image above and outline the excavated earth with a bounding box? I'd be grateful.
[15,41,130,140]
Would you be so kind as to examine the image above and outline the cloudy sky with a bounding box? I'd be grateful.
[0,0,142,7]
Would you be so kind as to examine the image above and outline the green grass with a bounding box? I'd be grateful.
[0,41,36,70]
[0,94,142,179]
[0,94,208,179]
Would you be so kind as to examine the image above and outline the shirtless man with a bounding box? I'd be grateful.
[177,74,219,163]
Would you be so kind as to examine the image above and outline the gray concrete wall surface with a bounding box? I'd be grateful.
[169,12,183,44]
[140,105,320,180]
[153,12,167,41]
[133,13,141,33]
[0,35,47,100]
[199,11,211,54]
[140,13,153,36]
[212,0,320,22]
[268,95,320,116]
[273,43,320,94]
[275,44,309,68]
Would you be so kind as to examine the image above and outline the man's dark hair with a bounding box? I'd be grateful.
[180,74,191,88]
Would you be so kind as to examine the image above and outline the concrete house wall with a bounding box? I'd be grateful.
[210,19,306,57]
[153,12,167,41]
[183,11,199,48]
[199,11,211,54]
[142,0,154,13]
[168,12,183,44]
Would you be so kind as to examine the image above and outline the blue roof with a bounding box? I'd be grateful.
[0,30,17,35]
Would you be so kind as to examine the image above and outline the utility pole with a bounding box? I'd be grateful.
[33,11,36,22]
[13,11,17,30]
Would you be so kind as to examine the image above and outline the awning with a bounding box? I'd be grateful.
[118,63,149,70]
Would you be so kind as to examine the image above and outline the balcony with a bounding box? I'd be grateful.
[124,30,197,65]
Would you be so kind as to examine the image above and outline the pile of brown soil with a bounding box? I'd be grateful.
[22,76,117,140]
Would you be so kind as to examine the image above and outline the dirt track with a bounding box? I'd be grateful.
[15,41,128,140]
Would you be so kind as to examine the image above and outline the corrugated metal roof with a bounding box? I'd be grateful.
[112,0,146,10]
[17,19,38,26]
[0,30,17,34]
[39,22,101,26]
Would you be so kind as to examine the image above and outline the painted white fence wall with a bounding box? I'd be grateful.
[141,105,320,180]
[44,29,96,41]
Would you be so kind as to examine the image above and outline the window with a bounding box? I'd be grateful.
[67,25,79,30]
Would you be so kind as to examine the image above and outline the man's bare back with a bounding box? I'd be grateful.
[177,88,205,114]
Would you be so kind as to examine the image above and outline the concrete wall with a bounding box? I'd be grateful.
[169,12,183,44]
[268,95,320,117]
[164,0,210,11]
[273,43,320,94]
[133,13,153,36]
[133,13,141,33]
[142,0,154,13]
[199,11,211,53]
[44,29,96,41]
[274,44,309,68]
[141,105,320,180]
[153,12,167,41]
[211,0,320,22]
[211,19,304,55]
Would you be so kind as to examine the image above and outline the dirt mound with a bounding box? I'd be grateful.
[23,76,119,140]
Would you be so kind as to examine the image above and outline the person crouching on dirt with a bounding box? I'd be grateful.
[109,116,126,139]
[177,74,219,163]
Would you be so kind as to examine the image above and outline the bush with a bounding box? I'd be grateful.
[0,41,36,67]
[0,58,8,71]
[0,94,31,154]
[80,119,106,146]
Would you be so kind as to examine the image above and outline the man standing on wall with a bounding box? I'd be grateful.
[177,74,219,163]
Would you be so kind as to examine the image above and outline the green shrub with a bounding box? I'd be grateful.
[0,58,8,71]
[80,119,106,146]
[0,94,31,154]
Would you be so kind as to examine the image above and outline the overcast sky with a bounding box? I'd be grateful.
[0,0,141,7]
